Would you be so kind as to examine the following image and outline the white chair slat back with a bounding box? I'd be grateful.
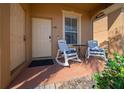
[58,40,69,52]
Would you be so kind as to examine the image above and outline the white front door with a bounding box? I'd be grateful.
[32,18,52,58]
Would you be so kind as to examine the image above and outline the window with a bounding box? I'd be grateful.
[63,10,81,45]
[65,17,77,44]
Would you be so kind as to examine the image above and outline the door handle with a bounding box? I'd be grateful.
[49,36,51,39]
[24,35,26,42]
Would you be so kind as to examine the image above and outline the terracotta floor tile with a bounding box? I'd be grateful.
[8,57,105,89]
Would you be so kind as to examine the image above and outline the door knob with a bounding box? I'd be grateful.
[49,36,51,39]
[24,35,26,42]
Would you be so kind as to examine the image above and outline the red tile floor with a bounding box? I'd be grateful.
[8,57,105,89]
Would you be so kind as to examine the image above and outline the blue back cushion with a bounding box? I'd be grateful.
[88,40,98,48]
[58,40,69,52]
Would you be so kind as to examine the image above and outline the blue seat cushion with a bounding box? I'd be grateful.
[66,49,77,54]
[90,48,104,52]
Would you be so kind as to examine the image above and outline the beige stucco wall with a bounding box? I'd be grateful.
[30,4,92,57]
[0,4,11,88]
[0,4,2,88]
[93,16,108,46]
[108,8,124,57]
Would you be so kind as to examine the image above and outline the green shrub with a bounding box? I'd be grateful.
[93,52,124,89]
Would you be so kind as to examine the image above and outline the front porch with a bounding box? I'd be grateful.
[1,3,124,89]
[9,57,105,89]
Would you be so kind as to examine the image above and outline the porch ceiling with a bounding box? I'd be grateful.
[30,3,112,15]
[62,3,112,12]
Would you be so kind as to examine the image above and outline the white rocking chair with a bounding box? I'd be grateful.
[56,40,81,66]
[86,40,107,61]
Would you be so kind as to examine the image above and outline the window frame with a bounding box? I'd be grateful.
[62,10,82,45]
